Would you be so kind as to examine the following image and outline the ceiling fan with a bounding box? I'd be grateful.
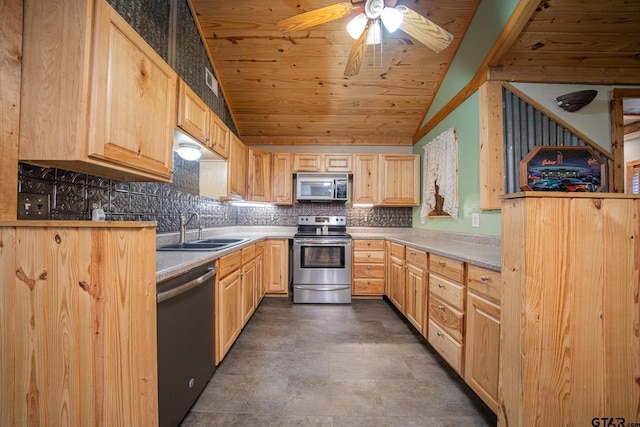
[276,0,454,77]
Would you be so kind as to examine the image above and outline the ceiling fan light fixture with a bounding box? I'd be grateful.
[380,7,403,32]
[366,20,382,45]
[175,142,202,161]
[347,12,368,39]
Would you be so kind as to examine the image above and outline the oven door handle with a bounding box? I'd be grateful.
[294,238,352,245]
[293,285,352,292]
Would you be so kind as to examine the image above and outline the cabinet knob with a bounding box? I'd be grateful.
[438,261,445,266]
[437,305,444,310]
[367,254,371,258]
[480,275,489,281]
[410,251,415,255]
[367,242,371,246]
[437,331,442,337]
[367,266,371,270]
[438,283,444,288]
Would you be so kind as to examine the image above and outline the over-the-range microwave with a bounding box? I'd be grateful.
[296,173,349,202]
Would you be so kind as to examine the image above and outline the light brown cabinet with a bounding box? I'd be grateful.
[20,0,176,182]
[324,154,353,172]
[0,221,158,426]
[386,242,406,311]
[272,153,293,205]
[404,247,428,335]
[500,194,640,426]
[227,134,247,199]
[352,239,385,296]
[353,154,379,205]
[176,80,230,159]
[256,241,266,300]
[241,244,258,324]
[215,250,243,365]
[248,148,272,202]
[264,239,289,295]
[293,154,323,172]
[465,265,501,414]
[378,155,420,206]
[428,254,465,375]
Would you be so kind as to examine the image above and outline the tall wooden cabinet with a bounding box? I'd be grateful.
[0,221,158,426]
[227,134,247,199]
[500,193,640,426]
[247,148,272,202]
[20,0,176,182]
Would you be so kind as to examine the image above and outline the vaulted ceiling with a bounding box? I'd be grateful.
[189,0,640,146]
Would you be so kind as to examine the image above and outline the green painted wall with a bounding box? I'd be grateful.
[412,92,501,236]
[410,0,521,236]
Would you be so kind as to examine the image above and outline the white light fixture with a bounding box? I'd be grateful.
[366,20,382,45]
[230,200,275,208]
[347,12,368,39]
[353,203,374,208]
[381,7,403,32]
[175,142,201,161]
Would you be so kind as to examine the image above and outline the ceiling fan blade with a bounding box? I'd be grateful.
[277,2,355,34]
[396,5,453,53]
[344,20,371,77]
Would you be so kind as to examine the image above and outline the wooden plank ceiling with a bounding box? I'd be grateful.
[190,0,640,146]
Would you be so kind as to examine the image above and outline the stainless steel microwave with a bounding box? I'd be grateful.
[296,173,349,201]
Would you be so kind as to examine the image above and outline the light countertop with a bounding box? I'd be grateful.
[156,226,501,283]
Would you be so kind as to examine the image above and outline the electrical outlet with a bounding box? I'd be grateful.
[471,213,480,228]
[18,193,50,220]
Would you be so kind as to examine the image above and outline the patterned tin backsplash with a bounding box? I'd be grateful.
[18,159,412,232]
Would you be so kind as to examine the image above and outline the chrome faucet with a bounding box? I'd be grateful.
[179,212,199,243]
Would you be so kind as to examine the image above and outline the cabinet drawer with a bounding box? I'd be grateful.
[428,319,464,374]
[467,265,502,304]
[430,254,464,283]
[429,273,465,309]
[353,263,385,279]
[353,250,385,264]
[218,250,241,277]
[405,247,427,267]
[429,297,464,341]
[353,239,385,250]
[242,244,256,262]
[389,242,405,258]
[353,278,385,295]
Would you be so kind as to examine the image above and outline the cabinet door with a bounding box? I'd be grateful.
[378,155,420,206]
[353,154,379,204]
[293,154,323,172]
[465,292,500,413]
[248,148,272,202]
[210,112,229,159]
[241,259,257,325]
[325,154,352,172]
[88,1,176,180]
[405,263,427,334]
[272,153,293,205]
[177,79,209,144]
[216,269,242,364]
[388,254,405,311]
[227,134,247,198]
[265,239,289,294]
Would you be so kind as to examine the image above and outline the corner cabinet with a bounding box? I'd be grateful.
[0,221,158,426]
[500,193,640,427]
[20,0,176,182]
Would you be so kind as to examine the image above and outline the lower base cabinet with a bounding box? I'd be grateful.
[264,239,289,295]
[215,250,242,365]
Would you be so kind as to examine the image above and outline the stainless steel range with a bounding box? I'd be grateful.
[292,215,352,304]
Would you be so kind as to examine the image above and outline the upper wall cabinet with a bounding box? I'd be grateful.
[20,0,177,182]
[176,79,229,159]
[247,148,272,202]
[227,134,247,199]
[293,153,352,173]
[379,155,420,206]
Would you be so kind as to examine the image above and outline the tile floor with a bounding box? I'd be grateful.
[181,297,497,427]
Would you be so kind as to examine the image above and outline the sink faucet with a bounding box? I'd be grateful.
[179,212,199,243]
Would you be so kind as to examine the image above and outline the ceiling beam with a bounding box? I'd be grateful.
[624,120,640,135]
[488,65,640,85]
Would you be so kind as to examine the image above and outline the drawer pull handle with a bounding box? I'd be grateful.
[480,275,489,281]
[437,305,444,310]
[410,251,416,255]
[438,261,445,266]
[438,283,444,288]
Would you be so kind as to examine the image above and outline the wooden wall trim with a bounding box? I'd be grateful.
[242,135,413,146]
[478,81,504,210]
[0,0,22,221]
[413,0,540,143]
[488,65,640,85]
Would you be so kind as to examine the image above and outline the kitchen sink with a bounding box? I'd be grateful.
[156,237,250,251]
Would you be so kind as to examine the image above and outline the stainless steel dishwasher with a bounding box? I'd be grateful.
[157,263,216,427]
